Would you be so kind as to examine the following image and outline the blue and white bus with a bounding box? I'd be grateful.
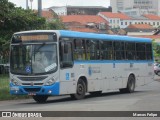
[10,30,154,103]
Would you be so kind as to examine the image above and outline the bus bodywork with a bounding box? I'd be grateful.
[10,30,154,102]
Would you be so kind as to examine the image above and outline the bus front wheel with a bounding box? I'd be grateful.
[32,95,48,103]
[70,79,86,100]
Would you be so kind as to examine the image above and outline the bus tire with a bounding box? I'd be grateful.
[32,95,48,103]
[70,79,86,100]
[120,75,135,93]
[90,91,102,96]
[126,75,135,93]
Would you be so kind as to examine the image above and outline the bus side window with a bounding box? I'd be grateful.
[126,42,136,60]
[74,39,86,60]
[114,41,125,60]
[101,41,113,60]
[86,40,100,60]
[146,43,152,60]
[60,41,73,68]
[136,43,146,60]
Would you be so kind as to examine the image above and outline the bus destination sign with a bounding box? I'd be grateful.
[12,33,57,43]
[21,35,49,41]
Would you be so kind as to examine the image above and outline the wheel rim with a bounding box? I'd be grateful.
[130,80,134,91]
[129,77,135,91]
[77,84,84,95]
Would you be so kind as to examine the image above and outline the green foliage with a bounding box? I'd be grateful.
[152,40,160,59]
[0,0,65,64]
[46,18,65,30]
[0,74,30,100]
[0,0,46,62]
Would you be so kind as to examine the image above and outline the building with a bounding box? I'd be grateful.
[122,24,155,36]
[67,6,112,15]
[48,6,67,16]
[34,9,56,21]
[98,12,131,28]
[110,0,160,16]
[98,12,160,29]
[61,15,109,33]
[49,6,111,16]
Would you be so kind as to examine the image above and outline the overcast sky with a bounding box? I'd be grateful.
[9,0,110,9]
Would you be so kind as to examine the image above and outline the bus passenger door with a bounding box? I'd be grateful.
[109,41,124,90]
[111,63,123,89]
[59,40,76,94]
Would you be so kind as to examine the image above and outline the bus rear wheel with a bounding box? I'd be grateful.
[32,95,48,103]
[126,75,135,93]
[70,79,86,100]
[120,75,135,93]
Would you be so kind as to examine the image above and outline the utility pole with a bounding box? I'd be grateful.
[38,0,42,17]
[30,0,33,10]
[26,0,28,9]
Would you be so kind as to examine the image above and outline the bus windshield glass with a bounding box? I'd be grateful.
[10,44,57,75]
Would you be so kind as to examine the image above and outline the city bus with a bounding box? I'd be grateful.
[10,30,154,103]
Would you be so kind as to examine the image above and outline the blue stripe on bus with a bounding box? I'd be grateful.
[74,60,153,64]
[59,30,152,43]
[10,82,60,95]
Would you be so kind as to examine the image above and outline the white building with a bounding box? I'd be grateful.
[98,12,160,29]
[49,6,67,16]
[98,12,132,28]
[110,0,160,16]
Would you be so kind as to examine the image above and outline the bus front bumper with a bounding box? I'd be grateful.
[10,82,60,96]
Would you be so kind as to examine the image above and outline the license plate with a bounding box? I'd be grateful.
[11,87,19,91]
[28,93,36,95]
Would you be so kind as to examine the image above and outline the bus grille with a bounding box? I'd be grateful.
[22,83,43,86]
[18,76,47,81]
[24,88,41,92]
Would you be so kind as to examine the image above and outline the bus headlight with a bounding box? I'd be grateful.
[44,77,55,86]
[11,79,21,86]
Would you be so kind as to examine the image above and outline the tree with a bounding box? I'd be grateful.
[0,0,46,63]
[45,18,65,30]
[152,40,160,61]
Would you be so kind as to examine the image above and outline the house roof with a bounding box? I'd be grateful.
[61,15,108,25]
[143,14,160,20]
[127,24,154,29]
[131,35,160,40]
[130,15,148,20]
[99,12,131,20]
[69,27,98,33]
[41,10,54,19]
[124,28,155,33]
[50,6,107,9]
[34,10,54,19]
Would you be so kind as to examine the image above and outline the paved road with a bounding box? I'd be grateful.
[0,76,160,120]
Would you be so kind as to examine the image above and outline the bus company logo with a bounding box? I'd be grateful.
[66,73,70,80]
[2,112,11,117]
[88,66,92,76]
[1,112,42,118]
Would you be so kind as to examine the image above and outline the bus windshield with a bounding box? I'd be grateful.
[10,43,57,75]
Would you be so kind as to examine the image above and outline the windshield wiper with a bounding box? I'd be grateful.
[34,42,46,54]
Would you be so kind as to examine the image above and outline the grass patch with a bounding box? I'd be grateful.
[0,74,30,101]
